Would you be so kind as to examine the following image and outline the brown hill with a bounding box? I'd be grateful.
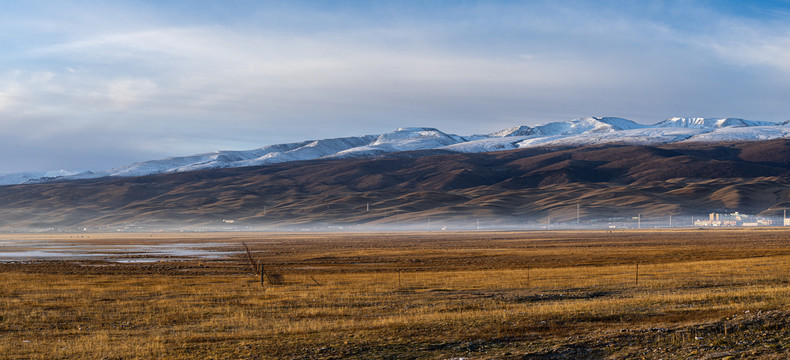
[3,140,790,230]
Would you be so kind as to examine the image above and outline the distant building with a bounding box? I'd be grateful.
[694,212,772,227]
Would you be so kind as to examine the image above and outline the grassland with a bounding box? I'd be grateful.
[1,229,789,359]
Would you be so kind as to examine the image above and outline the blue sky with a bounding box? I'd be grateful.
[1,0,790,173]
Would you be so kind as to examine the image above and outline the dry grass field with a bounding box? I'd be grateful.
[1,229,790,359]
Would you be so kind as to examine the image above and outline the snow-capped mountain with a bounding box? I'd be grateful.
[446,117,787,153]
[4,116,789,185]
[527,116,646,136]
[88,128,461,179]
[100,135,378,177]
[478,117,643,139]
[331,127,464,158]
[445,117,653,153]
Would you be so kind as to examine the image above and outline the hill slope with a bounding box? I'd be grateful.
[2,140,790,230]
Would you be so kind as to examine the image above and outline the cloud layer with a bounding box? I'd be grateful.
[1,1,790,173]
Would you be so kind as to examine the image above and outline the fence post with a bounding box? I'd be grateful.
[258,261,266,289]
[242,242,256,273]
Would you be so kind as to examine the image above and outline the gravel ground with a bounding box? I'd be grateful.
[496,310,790,359]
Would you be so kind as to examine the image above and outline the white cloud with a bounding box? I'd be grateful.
[0,95,12,111]
[0,89,17,112]
[1,1,790,173]
[22,25,637,108]
[706,31,790,75]
[106,78,158,109]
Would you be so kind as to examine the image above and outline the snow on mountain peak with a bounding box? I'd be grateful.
[329,127,464,158]
[656,117,777,129]
[586,117,648,130]
[489,125,533,137]
[371,127,457,146]
[528,116,645,137]
[483,117,644,139]
[395,127,440,132]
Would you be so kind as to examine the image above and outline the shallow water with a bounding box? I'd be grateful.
[0,250,112,259]
[0,241,244,262]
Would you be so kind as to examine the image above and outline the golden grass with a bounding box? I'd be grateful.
[1,230,789,358]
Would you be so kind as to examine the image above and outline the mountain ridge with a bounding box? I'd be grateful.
[2,116,788,185]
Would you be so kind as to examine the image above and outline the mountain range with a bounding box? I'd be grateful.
[3,116,789,185]
[2,135,790,230]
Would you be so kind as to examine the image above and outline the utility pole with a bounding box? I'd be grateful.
[638,213,641,229]
[547,215,551,230]
[577,204,580,225]
[669,214,672,228]
[366,203,369,212]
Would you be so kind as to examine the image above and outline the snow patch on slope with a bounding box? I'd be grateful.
[442,136,527,153]
[515,128,708,148]
[656,117,777,129]
[681,125,790,143]
[0,170,89,185]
